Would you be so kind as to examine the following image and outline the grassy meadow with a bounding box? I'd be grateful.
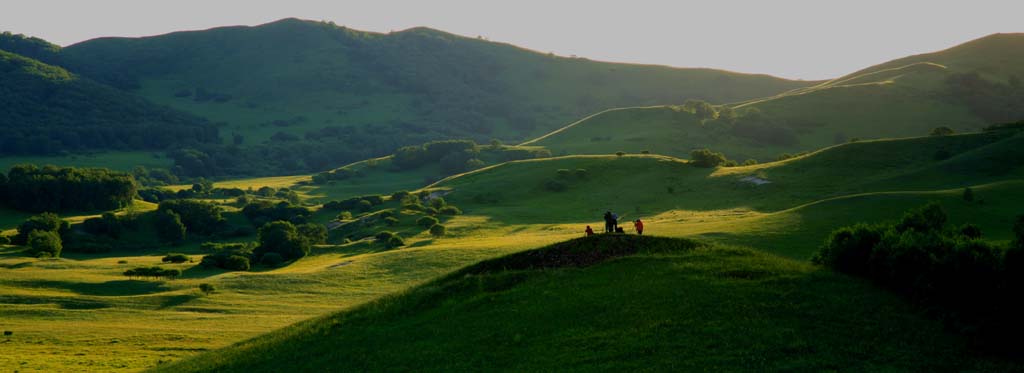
[2,128,1023,371]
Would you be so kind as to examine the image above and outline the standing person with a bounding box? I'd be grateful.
[611,212,619,233]
[603,211,613,233]
[585,225,595,236]
[634,219,644,235]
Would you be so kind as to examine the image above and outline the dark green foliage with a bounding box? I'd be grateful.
[384,217,399,226]
[0,50,217,156]
[615,151,625,157]
[429,224,446,237]
[297,223,327,245]
[930,126,955,136]
[689,149,727,168]
[198,283,216,295]
[814,205,1024,350]
[811,223,885,276]
[162,254,189,264]
[574,169,589,178]
[123,267,181,280]
[429,197,446,209]
[82,213,122,238]
[260,252,284,267]
[356,200,373,212]
[3,165,136,212]
[200,243,253,271]
[390,191,410,200]
[960,223,982,239]
[157,200,225,235]
[394,140,478,170]
[15,212,66,245]
[323,195,384,211]
[387,236,405,249]
[438,206,462,216]
[962,187,974,202]
[556,169,572,178]
[894,202,947,233]
[154,210,186,244]
[27,230,62,258]
[417,216,439,229]
[242,201,312,226]
[375,231,397,241]
[254,221,310,261]
[0,235,9,245]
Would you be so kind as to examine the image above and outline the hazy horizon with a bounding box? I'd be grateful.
[3,0,1023,80]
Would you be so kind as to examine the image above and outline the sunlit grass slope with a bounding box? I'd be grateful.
[162,235,1020,372]
[526,34,1024,161]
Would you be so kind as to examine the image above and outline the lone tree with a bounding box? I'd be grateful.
[198,283,216,295]
[27,230,62,258]
[254,221,310,261]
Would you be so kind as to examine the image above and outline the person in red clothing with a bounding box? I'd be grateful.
[633,219,644,235]
[585,225,595,236]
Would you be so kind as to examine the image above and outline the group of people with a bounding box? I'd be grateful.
[585,211,643,236]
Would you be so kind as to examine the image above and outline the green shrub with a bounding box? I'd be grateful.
[224,255,251,271]
[384,216,400,226]
[337,211,353,220]
[960,223,982,239]
[357,199,373,212]
[391,191,410,201]
[155,210,186,244]
[260,252,284,267]
[417,216,439,229]
[27,230,62,258]
[424,207,439,215]
[387,236,405,248]
[429,224,446,237]
[297,223,327,245]
[375,231,396,241]
[689,149,727,168]
[15,212,66,245]
[439,206,462,215]
[812,223,885,276]
[162,254,189,264]
[254,221,310,261]
[430,197,446,209]
[198,283,216,295]
[895,202,947,233]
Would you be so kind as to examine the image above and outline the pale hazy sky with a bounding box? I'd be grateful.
[2,0,1022,80]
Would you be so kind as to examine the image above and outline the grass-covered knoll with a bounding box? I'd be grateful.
[41,18,810,176]
[0,47,217,157]
[163,235,1020,372]
[527,34,1024,162]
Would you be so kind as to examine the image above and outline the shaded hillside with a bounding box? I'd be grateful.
[527,34,1024,161]
[161,235,1020,372]
[0,48,217,155]
[50,18,810,170]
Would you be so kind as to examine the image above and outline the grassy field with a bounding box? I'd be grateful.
[161,235,1020,372]
[2,131,1022,371]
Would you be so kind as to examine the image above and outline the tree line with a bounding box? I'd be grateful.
[1,165,137,212]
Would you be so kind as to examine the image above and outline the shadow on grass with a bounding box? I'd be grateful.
[158,294,200,309]
[10,279,171,296]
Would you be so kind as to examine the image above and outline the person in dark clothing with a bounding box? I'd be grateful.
[634,219,644,235]
[611,212,619,232]
[603,211,613,233]
[585,225,595,236]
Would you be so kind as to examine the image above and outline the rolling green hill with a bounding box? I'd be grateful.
[526,34,1024,161]
[161,235,1020,372]
[38,18,811,175]
[0,48,217,156]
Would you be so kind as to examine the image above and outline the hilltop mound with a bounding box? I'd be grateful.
[527,34,1024,161]
[0,49,216,155]
[162,235,1018,372]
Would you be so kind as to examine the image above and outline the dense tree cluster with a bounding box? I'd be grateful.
[323,195,385,211]
[688,149,728,168]
[200,242,253,271]
[156,200,225,235]
[0,50,218,156]
[814,204,1024,351]
[1,165,137,212]
[242,201,312,226]
[253,221,312,262]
